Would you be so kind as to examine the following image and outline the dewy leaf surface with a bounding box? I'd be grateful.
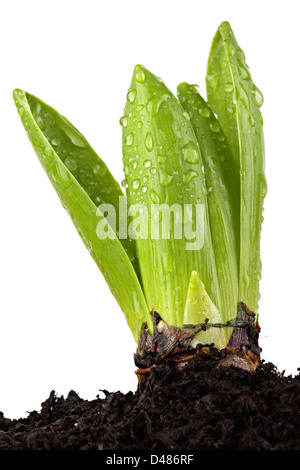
[206,22,267,314]
[19,91,139,275]
[13,89,151,340]
[177,83,239,328]
[122,65,220,328]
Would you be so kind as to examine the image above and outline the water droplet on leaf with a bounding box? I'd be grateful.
[132,179,140,190]
[206,73,219,93]
[198,107,210,118]
[64,158,78,172]
[145,132,153,152]
[150,189,161,204]
[182,141,200,164]
[209,122,220,133]
[224,83,234,92]
[183,169,199,183]
[253,86,264,107]
[61,119,88,148]
[36,116,45,130]
[125,133,134,146]
[51,137,62,146]
[17,105,24,117]
[158,169,173,186]
[93,164,107,176]
[157,155,167,164]
[119,116,128,128]
[127,90,136,103]
[135,69,145,83]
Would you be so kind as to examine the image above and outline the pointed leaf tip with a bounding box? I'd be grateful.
[206,21,266,314]
[183,271,227,349]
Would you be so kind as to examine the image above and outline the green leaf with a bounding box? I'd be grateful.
[177,83,239,328]
[18,90,139,275]
[206,21,267,313]
[13,89,151,341]
[121,65,221,328]
[183,270,227,349]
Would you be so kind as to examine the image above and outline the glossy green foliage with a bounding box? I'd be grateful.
[206,21,267,314]
[13,21,266,348]
[177,83,239,328]
[121,65,220,328]
[13,89,151,340]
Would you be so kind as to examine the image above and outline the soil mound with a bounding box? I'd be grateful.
[0,356,299,450]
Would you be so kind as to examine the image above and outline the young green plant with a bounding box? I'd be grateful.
[13,21,266,361]
[206,21,267,314]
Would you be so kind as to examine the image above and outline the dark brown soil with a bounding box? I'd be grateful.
[0,353,299,451]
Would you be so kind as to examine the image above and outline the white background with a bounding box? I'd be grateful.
[1,0,299,419]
